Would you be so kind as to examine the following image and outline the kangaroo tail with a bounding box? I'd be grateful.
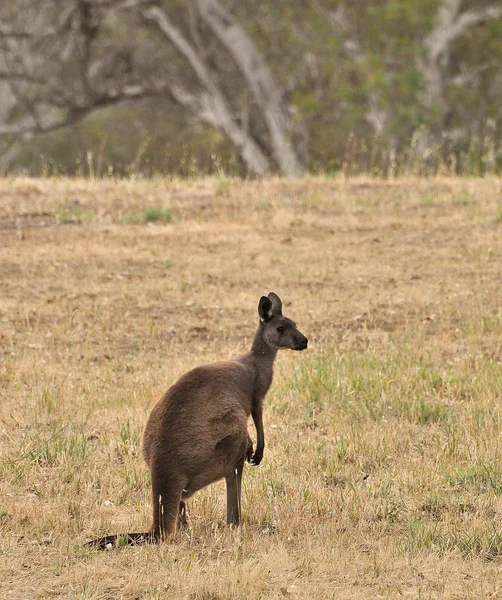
[85,532,155,550]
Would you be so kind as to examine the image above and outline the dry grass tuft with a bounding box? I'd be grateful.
[1,176,502,598]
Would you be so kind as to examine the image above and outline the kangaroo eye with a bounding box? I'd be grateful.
[277,326,286,334]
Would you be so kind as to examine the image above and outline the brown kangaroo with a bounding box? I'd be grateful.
[87,292,307,548]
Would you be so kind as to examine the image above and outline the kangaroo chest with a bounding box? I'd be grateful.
[253,365,273,402]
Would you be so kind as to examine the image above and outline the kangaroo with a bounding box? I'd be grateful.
[87,292,307,548]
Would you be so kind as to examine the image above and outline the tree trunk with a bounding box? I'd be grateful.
[142,5,270,177]
[196,0,304,176]
[419,0,502,111]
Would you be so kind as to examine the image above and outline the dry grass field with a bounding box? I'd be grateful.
[0,176,501,599]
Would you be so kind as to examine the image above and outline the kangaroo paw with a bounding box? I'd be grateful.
[246,439,254,463]
[250,451,263,466]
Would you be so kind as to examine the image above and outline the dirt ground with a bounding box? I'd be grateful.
[0,176,501,599]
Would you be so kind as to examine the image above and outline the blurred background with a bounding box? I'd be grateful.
[0,0,501,178]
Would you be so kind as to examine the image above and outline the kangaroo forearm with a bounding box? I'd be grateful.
[255,424,264,453]
[251,407,264,446]
[251,407,265,465]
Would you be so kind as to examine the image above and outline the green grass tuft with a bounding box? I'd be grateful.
[143,207,173,223]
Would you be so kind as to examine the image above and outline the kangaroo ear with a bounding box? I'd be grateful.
[267,292,282,315]
[258,296,273,322]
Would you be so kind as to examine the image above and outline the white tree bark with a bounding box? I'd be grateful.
[1,0,275,177]
[141,5,270,177]
[196,0,304,176]
[420,0,502,110]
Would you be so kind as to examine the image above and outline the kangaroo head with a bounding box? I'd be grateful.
[258,292,308,351]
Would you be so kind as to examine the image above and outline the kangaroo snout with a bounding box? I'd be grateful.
[294,335,308,351]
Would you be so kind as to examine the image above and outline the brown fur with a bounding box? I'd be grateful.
[86,292,307,548]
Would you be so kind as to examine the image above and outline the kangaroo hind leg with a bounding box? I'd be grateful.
[151,473,187,541]
[225,462,244,526]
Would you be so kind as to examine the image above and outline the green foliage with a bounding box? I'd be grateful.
[9,0,502,177]
[293,91,322,118]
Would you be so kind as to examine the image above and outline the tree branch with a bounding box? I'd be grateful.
[418,1,502,114]
[141,4,270,176]
[426,2,502,65]
[0,0,293,176]
[0,72,44,83]
[0,85,163,137]
[196,0,304,176]
[0,23,31,38]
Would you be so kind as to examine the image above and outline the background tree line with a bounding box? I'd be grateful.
[1,0,501,177]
